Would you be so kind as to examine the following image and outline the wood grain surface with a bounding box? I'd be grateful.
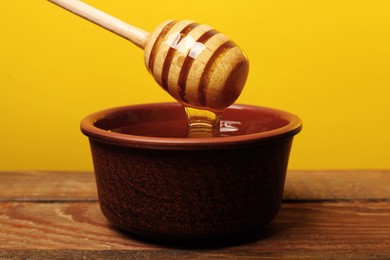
[0,171,97,201]
[283,170,390,200]
[1,170,389,201]
[0,170,389,259]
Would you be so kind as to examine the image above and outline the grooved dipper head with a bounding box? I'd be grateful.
[144,20,249,112]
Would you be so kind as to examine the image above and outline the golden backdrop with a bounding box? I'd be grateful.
[1,0,389,170]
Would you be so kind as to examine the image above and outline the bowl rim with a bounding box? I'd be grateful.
[80,102,302,150]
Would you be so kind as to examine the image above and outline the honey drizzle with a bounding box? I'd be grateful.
[184,106,221,138]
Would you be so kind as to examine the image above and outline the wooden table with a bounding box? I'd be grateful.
[0,170,389,259]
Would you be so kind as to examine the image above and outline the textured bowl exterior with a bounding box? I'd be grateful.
[81,103,301,240]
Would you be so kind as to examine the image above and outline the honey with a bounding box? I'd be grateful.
[184,106,221,137]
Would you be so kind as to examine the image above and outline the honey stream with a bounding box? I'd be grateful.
[184,106,221,138]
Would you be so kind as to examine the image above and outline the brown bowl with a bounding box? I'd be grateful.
[81,102,302,241]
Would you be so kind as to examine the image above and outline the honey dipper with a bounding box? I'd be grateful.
[48,0,249,112]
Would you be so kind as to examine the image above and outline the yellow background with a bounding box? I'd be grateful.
[1,0,389,171]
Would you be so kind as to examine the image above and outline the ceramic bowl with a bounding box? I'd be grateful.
[81,102,302,241]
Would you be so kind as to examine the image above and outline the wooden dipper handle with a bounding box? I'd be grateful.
[47,0,149,49]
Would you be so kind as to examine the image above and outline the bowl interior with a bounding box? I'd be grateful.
[81,103,301,149]
[93,103,291,137]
